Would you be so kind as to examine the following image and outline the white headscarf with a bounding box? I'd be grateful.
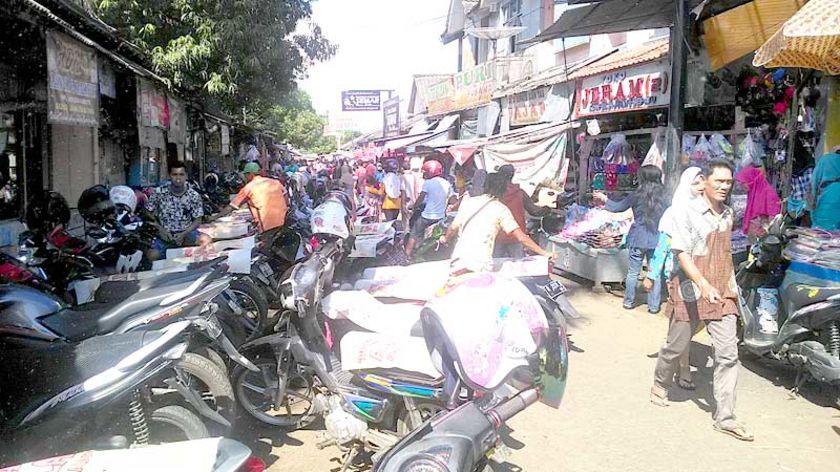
[658,166,702,234]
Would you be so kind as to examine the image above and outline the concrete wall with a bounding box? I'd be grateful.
[50,124,97,208]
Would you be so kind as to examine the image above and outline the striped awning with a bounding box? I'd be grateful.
[753,0,840,74]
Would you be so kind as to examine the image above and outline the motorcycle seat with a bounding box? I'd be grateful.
[783,283,840,313]
[0,331,162,427]
[41,275,213,341]
[95,266,216,303]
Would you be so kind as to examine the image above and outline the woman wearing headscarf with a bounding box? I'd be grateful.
[735,166,781,241]
[643,166,703,389]
[594,165,669,314]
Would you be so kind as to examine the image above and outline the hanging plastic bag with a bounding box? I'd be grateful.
[690,134,712,163]
[738,131,764,168]
[602,134,630,164]
[642,137,664,170]
[709,133,734,159]
[682,135,697,163]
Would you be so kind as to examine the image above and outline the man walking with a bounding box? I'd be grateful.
[405,160,452,258]
[381,159,404,221]
[650,159,752,441]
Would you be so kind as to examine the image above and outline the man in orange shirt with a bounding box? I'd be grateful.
[211,162,288,233]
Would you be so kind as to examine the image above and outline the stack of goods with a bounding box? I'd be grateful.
[784,227,840,270]
[559,204,633,249]
[591,134,640,192]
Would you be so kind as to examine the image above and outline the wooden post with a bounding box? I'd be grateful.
[664,0,688,194]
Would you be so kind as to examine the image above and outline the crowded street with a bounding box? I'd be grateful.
[2,0,840,471]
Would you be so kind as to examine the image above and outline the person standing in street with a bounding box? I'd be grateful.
[145,162,206,260]
[650,159,753,442]
[211,162,288,235]
[811,146,840,230]
[494,164,550,258]
[405,160,453,258]
[594,165,669,314]
[440,172,554,275]
[381,159,404,221]
[643,166,703,390]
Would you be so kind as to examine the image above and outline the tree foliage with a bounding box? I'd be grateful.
[265,90,335,154]
[95,0,336,117]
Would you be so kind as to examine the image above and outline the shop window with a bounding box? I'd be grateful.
[0,113,22,220]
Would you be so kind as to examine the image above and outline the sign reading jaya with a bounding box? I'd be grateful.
[46,31,99,126]
[427,61,496,115]
[575,61,670,118]
[383,96,400,138]
[342,90,382,111]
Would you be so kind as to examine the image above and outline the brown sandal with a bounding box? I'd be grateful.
[650,386,669,407]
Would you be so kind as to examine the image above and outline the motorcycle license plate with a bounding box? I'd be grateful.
[543,280,568,298]
[260,262,274,277]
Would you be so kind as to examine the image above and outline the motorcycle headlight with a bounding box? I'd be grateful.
[398,454,450,472]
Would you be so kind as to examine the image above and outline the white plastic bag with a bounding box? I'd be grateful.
[738,131,765,168]
[690,134,712,163]
[756,287,780,334]
[709,133,734,159]
[602,134,630,164]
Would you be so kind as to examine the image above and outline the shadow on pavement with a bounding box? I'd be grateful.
[738,348,838,409]
[233,416,321,468]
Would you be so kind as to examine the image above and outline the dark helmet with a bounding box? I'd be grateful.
[77,184,115,224]
[383,159,399,173]
[24,191,71,233]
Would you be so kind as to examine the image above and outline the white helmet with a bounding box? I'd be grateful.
[109,185,138,212]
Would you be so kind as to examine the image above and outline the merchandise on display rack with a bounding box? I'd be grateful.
[783,227,840,271]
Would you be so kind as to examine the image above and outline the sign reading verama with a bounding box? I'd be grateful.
[575,61,670,118]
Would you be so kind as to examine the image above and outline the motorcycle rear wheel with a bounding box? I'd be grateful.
[229,278,269,342]
[147,405,209,443]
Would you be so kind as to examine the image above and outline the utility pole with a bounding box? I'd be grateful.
[664,0,688,193]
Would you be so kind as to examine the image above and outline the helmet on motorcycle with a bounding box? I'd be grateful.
[204,172,219,190]
[24,191,71,233]
[383,159,399,173]
[109,185,137,213]
[77,185,115,224]
[421,273,568,408]
[421,160,443,179]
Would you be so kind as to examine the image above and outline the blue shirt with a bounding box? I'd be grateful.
[812,152,840,230]
[606,194,663,249]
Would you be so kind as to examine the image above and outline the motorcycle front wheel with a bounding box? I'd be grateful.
[233,352,317,429]
[229,278,270,341]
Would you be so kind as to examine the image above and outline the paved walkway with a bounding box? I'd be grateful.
[243,279,840,471]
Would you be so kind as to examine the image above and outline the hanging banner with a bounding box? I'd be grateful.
[575,61,670,118]
[342,90,382,111]
[220,124,230,155]
[98,58,116,98]
[46,31,99,126]
[383,96,400,138]
[509,83,574,127]
[479,125,571,196]
[137,78,169,129]
[167,97,186,145]
[427,61,497,115]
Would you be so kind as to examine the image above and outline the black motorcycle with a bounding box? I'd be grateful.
[0,315,223,466]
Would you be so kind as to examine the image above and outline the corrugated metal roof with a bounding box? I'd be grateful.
[569,38,670,79]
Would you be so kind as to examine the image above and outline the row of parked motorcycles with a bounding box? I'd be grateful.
[0,175,574,471]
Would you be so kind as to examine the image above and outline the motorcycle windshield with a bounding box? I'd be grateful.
[538,319,569,409]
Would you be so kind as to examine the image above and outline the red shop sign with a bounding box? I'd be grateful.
[575,61,670,118]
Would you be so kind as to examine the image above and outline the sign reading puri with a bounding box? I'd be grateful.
[575,61,670,117]
[383,96,400,138]
[427,61,497,115]
[342,90,382,111]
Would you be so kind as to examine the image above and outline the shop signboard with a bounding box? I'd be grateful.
[342,90,382,111]
[383,96,400,138]
[575,61,670,118]
[509,83,574,127]
[427,61,497,115]
[138,78,169,129]
[46,31,99,127]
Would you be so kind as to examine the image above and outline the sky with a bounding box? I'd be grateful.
[300,0,458,134]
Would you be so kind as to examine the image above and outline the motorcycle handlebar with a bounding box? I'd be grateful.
[487,388,539,425]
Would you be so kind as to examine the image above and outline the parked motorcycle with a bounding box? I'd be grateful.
[233,241,568,468]
[0,318,226,466]
[736,216,840,403]
[0,438,265,472]
[0,260,259,434]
